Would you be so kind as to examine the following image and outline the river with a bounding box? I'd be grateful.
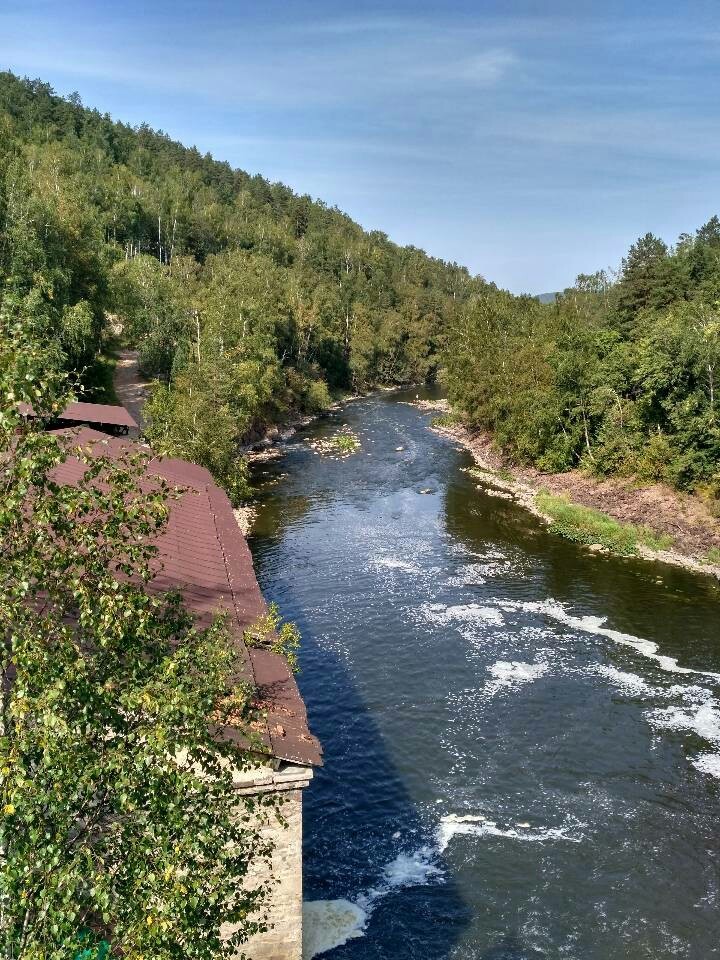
[248,388,720,960]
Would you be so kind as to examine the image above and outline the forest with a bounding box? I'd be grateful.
[0,71,480,498]
[444,227,720,499]
[1,70,718,503]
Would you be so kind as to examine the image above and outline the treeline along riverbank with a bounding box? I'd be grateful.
[2,70,719,550]
[442,230,720,527]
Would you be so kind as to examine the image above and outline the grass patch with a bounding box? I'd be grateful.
[535,490,673,556]
[309,426,361,457]
[329,433,360,453]
[706,546,720,565]
[430,413,459,428]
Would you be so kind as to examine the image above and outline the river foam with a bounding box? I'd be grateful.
[495,598,720,680]
[589,664,659,698]
[485,659,550,695]
[302,845,444,958]
[423,602,505,627]
[692,753,720,778]
[303,815,588,957]
[437,813,585,853]
[498,600,720,776]
[302,900,366,959]
[427,595,720,778]
[646,685,720,778]
[445,553,526,587]
[648,699,720,742]
[372,555,422,575]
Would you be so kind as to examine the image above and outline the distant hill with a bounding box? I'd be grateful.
[536,292,559,304]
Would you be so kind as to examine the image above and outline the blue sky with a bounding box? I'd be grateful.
[1,0,719,293]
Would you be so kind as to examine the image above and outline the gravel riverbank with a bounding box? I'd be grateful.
[428,413,720,581]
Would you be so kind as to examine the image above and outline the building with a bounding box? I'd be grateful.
[51,411,321,960]
[19,399,140,435]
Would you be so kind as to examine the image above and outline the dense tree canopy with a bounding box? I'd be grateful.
[0,71,486,495]
[2,70,717,502]
[444,223,720,498]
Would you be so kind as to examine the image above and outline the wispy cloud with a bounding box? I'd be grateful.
[293,15,422,36]
[411,49,517,86]
[1,0,719,292]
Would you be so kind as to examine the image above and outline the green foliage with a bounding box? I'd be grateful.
[443,221,720,496]
[109,255,195,382]
[144,376,252,504]
[328,432,361,454]
[705,546,720,565]
[73,932,109,960]
[0,134,108,377]
[309,427,361,457]
[535,491,673,556]
[0,326,271,958]
[0,70,484,502]
[243,603,301,674]
[80,339,120,405]
[289,372,331,415]
[430,413,459,428]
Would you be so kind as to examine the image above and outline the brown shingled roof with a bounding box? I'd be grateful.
[51,426,322,768]
[20,401,138,431]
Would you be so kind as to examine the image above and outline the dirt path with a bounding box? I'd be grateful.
[113,349,149,434]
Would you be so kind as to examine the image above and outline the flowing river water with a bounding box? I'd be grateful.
[247,388,720,960]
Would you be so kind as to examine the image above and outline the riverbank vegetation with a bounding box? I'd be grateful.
[535,491,673,556]
[433,421,720,573]
[443,229,720,506]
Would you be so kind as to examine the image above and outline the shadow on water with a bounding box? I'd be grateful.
[245,417,483,959]
[249,532,473,958]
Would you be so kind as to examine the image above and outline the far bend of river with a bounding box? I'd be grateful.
[248,388,720,960]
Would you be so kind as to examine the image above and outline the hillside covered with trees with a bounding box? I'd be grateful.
[0,71,483,497]
[2,71,718,506]
[445,227,720,501]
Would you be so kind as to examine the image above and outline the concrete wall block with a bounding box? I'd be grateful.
[223,767,311,960]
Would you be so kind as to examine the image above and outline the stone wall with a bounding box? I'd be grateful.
[224,762,313,960]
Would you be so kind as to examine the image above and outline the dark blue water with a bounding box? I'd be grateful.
[249,389,720,960]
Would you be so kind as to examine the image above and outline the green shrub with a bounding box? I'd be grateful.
[244,602,301,673]
[303,377,332,413]
[80,340,119,404]
[329,432,360,453]
[430,413,458,428]
[631,432,677,485]
[535,490,673,556]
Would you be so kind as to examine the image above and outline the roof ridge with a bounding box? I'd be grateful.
[206,481,322,767]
